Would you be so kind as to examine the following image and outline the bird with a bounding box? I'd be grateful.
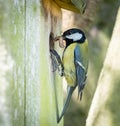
[55,28,89,123]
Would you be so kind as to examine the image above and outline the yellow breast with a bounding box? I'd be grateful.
[62,43,77,86]
[62,40,88,87]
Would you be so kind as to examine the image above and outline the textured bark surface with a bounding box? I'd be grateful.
[0,0,63,126]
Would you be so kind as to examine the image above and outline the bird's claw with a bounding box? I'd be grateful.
[50,49,64,76]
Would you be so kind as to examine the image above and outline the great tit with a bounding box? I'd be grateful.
[53,28,88,123]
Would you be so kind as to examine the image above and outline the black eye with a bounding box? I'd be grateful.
[67,31,71,35]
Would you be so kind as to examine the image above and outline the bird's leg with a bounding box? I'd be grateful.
[50,35,65,76]
[50,49,64,76]
[49,33,64,76]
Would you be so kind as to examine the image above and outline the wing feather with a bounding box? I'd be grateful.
[74,45,87,100]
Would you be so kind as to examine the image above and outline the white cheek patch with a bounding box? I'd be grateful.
[66,33,82,41]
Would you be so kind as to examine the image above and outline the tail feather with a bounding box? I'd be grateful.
[57,86,75,123]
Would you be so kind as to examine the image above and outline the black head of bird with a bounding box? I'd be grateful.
[62,28,86,47]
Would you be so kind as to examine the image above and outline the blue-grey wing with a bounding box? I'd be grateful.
[74,45,87,100]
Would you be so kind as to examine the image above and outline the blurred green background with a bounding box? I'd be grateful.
[62,0,120,126]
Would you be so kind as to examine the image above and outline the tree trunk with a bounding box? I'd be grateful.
[86,6,120,126]
[0,0,63,126]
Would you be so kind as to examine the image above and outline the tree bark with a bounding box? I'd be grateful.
[86,6,120,126]
[0,0,63,126]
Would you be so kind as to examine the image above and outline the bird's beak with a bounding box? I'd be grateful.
[54,36,66,48]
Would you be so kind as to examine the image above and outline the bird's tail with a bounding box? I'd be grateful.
[57,86,75,123]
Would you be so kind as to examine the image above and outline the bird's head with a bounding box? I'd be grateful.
[62,28,86,44]
[54,28,86,48]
